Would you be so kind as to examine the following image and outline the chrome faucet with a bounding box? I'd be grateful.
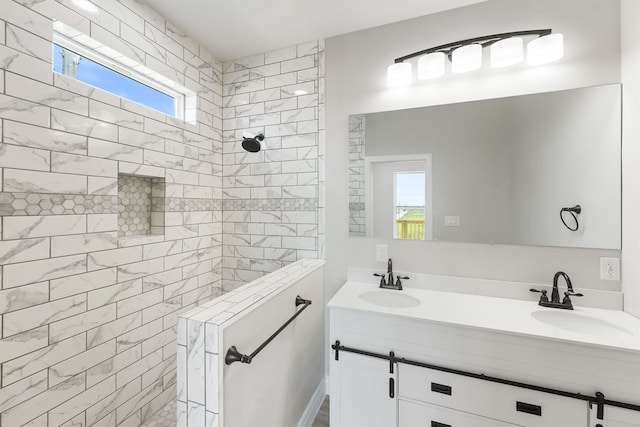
[373,258,409,290]
[530,271,583,310]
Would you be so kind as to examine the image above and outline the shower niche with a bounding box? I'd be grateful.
[118,174,166,238]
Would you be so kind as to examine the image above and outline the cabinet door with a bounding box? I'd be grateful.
[330,351,397,427]
[590,406,640,427]
[399,399,523,427]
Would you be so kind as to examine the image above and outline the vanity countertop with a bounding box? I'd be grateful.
[329,281,640,353]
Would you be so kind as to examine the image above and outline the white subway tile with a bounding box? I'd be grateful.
[2,333,86,386]
[2,0,53,39]
[118,127,165,151]
[0,93,50,126]
[3,254,86,288]
[51,232,118,257]
[0,326,48,364]
[3,215,86,240]
[119,161,165,178]
[0,370,47,414]
[86,312,142,349]
[5,72,88,115]
[2,294,86,337]
[48,374,116,426]
[52,152,118,177]
[0,44,52,84]
[2,120,87,155]
[48,340,116,386]
[49,305,117,343]
[88,139,143,163]
[4,168,87,194]
[88,214,118,233]
[89,99,144,131]
[0,143,50,171]
[51,267,118,300]
[51,109,118,141]
[0,281,49,315]
[0,237,50,266]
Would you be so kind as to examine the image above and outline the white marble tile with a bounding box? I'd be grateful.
[2,120,88,155]
[52,109,118,141]
[88,214,118,233]
[0,93,50,126]
[49,340,116,386]
[0,237,49,266]
[117,288,163,318]
[119,161,165,178]
[3,168,87,194]
[5,72,88,115]
[49,305,117,343]
[118,127,165,151]
[51,232,118,257]
[85,376,141,426]
[186,318,205,405]
[88,139,143,163]
[2,333,86,386]
[50,268,117,300]
[49,375,116,427]
[2,0,52,39]
[0,325,48,364]
[3,294,86,337]
[117,258,165,283]
[87,278,143,310]
[89,99,144,131]
[88,176,118,195]
[0,370,48,413]
[52,152,118,177]
[0,142,49,171]
[85,307,139,348]
[0,44,51,84]
[1,373,86,426]
[88,246,143,271]
[3,254,87,289]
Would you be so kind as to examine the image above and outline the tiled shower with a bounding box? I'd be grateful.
[0,0,323,426]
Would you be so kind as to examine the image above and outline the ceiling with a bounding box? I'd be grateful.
[144,0,487,61]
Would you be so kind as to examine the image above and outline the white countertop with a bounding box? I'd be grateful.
[329,281,640,353]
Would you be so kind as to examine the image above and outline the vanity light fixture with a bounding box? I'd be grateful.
[387,29,563,87]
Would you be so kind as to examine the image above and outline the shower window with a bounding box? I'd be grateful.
[52,34,184,118]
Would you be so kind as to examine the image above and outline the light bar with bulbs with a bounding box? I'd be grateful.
[387,29,564,87]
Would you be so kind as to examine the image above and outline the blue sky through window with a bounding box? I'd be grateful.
[53,44,175,116]
[396,172,425,206]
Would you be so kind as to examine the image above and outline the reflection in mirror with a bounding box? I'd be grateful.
[348,84,622,250]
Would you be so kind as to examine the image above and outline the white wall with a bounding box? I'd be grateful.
[621,0,640,318]
[325,0,623,307]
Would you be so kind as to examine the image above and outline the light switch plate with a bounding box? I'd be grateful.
[376,244,388,263]
[445,216,461,227]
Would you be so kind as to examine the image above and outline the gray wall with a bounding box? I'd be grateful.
[325,0,623,313]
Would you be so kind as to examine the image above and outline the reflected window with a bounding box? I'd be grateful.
[394,172,426,240]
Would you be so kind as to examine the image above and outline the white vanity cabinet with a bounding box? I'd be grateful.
[329,282,640,427]
[331,351,397,427]
[398,364,588,427]
[591,407,640,427]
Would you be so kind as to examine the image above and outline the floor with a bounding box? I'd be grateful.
[140,397,330,427]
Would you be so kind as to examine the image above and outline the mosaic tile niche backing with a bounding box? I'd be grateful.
[118,174,165,237]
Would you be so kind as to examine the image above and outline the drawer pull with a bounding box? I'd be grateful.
[389,377,395,398]
[516,401,542,416]
[431,422,451,427]
[430,382,452,396]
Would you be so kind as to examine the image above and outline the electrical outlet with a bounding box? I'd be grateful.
[376,244,388,263]
[600,257,620,281]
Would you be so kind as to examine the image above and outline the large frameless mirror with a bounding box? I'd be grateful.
[348,84,621,250]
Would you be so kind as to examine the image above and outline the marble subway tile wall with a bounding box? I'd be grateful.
[221,41,325,290]
[0,1,223,426]
[348,114,366,236]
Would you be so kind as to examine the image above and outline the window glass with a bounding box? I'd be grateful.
[395,172,426,240]
[53,43,175,116]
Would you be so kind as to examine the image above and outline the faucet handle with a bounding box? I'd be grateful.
[373,273,386,287]
[530,288,549,303]
[566,290,583,297]
[395,276,409,289]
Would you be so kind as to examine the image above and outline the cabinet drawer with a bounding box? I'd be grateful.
[399,364,588,427]
[399,399,522,427]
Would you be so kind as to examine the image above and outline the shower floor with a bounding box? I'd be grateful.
[140,397,330,427]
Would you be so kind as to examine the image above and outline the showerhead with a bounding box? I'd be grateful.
[242,133,265,153]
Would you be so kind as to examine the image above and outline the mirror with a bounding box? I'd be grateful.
[348,84,621,250]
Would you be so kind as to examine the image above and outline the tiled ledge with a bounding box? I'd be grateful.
[179,258,325,327]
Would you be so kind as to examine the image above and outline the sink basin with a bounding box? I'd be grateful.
[359,290,421,308]
[531,310,632,338]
